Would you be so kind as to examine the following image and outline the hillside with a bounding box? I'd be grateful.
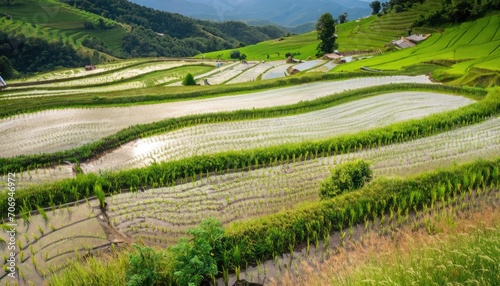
[130,0,372,28]
[0,0,287,78]
[198,1,435,61]
[335,13,500,87]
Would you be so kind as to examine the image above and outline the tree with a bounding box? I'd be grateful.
[338,12,348,24]
[182,73,196,86]
[0,55,15,79]
[315,13,337,55]
[370,1,382,15]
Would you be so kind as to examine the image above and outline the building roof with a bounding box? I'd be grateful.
[323,53,343,60]
[405,34,431,43]
[392,37,416,49]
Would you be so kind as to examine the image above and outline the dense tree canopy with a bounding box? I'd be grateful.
[370,1,382,15]
[316,13,337,55]
[0,32,92,78]
[337,12,348,24]
[413,0,500,26]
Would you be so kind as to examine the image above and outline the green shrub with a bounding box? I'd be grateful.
[94,183,106,209]
[319,160,372,199]
[230,50,241,59]
[126,244,167,286]
[182,73,196,86]
[170,218,223,286]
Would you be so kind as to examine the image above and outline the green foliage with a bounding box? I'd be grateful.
[413,0,500,27]
[0,55,15,79]
[49,247,129,286]
[60,0,285,57]
[337,12,348,24]
[94,183,105,209]
[230,50,241,59]
[335,14,500,78]
[0,83,495,218]
[370,1,382,15]
[170,218,223,286]
[182,73,196,86]
[319,160,372,199]
[126,244,166,286]
[0,31,92,76]
[225,158,500,265]
[316,13,337,54]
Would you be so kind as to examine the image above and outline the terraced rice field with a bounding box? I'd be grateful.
[202,62,258,85]
[0,0,128,55]
[0,201,112,286]
[7,59,144,84]
[104,116,500,246]
[1,64,216,99]
[262,64,294,80]
[336,15,500,72]
[167,62,239,86]
[0,76,432,157]
[81,91,474,172]
[226,61,285,84]
[7,62,196,89]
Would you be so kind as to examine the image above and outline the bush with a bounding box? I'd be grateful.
[182,73,196,86]
[319,160,372,199]
[230,50,241,59]
[126,244,167,286]
[170,218,223,286]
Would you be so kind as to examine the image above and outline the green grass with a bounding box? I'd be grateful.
[199,32,319,61]
[333,14,500,87]
[198,2,437,61]
[0,0,129,56]
[332,224,500,285]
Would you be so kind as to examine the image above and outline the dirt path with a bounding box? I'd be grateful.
[0,76,432,157]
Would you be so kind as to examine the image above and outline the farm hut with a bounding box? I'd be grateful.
[286,56,301,64]
[405,34,431,44]
[391,37,415,49]
[0,76,6,87]
[323,53,343,60]
[85,65,96,71]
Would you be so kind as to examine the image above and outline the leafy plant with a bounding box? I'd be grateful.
[126,244,166,286]
[319,160,372,199]
[182,73,196,86]
[94,183,106,210]
[170,218,223,286]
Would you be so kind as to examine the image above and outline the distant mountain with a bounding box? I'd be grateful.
[130,0,373,28]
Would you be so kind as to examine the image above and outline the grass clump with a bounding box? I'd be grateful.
[319,160,372,199]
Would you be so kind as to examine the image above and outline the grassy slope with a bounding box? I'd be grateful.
[0,0,129,57]
[334,13,500,87]
[197,2,437,61]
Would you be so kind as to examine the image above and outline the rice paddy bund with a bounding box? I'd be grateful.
[0,75,432,157]
[1,20,500,286]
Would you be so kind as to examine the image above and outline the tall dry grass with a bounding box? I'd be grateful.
[271,202,500,286]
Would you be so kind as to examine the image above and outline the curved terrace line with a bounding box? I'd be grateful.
[0,76,433,158]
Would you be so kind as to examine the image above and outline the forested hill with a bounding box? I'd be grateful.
[61,0,287,50]
[0,0,286,79]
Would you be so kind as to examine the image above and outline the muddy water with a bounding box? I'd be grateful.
[0,76,433,157]
[82,91,474,173]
